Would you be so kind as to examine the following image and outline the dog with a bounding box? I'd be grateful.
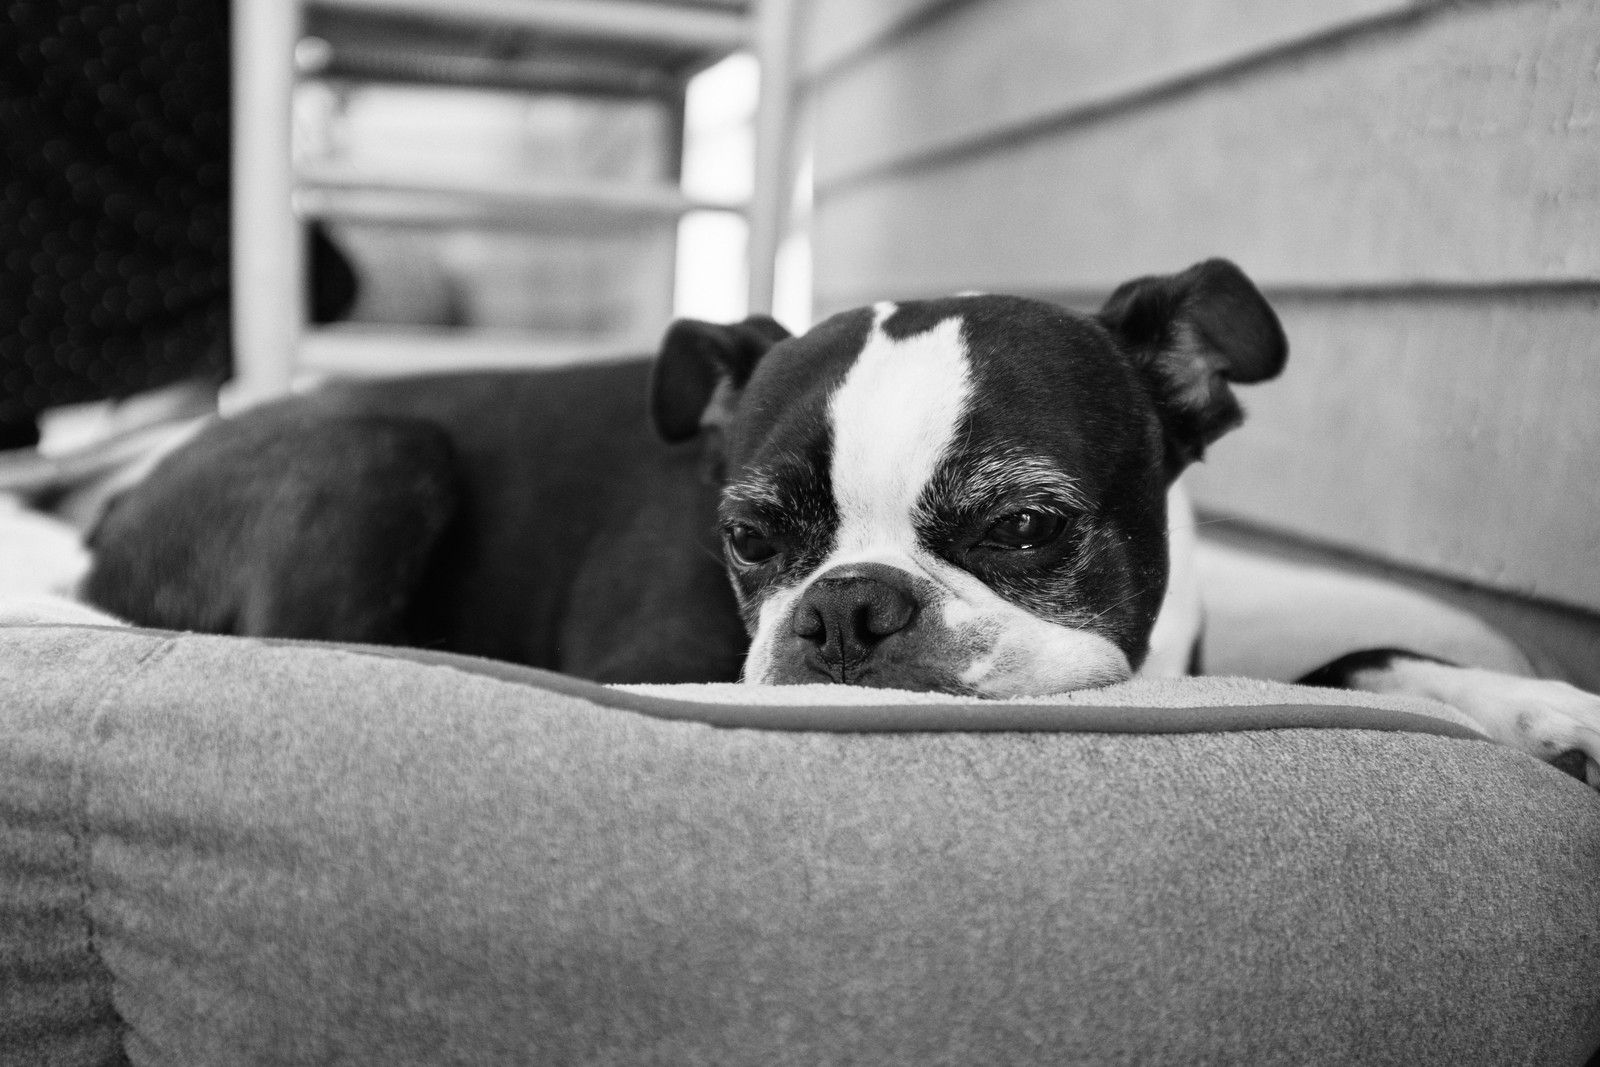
[79,259,1600,785]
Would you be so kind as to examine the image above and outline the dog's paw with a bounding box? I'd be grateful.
[1443,669,1600,789]
[0,595,126,628]
[1345,656,1600,787]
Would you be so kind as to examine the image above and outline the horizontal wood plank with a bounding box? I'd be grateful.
[811,0,1428,188]
[1182,291,1600,611]
[812,0,1600,301]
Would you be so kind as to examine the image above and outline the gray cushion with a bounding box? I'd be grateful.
[3,626,1598,1065]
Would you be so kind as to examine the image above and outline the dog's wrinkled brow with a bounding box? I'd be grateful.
[719,476,784,517]
[933,453,1087,514]
[718,454,828,523]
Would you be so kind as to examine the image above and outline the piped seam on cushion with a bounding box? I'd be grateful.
[100,629,1493,741]
[66,633,180,1042]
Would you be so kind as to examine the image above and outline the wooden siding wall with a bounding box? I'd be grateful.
[800,0,1600,612]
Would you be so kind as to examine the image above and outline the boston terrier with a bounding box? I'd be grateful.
[80,259,1600,785]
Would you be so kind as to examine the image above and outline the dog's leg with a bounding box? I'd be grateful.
[1300,649,1600,788]
[84,411,459,645]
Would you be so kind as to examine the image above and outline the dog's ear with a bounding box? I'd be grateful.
[651,314,791,444]
[1097,258,1287,472]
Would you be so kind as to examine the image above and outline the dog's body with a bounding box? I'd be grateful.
[80,260,1599,784]
[84,360,747,683]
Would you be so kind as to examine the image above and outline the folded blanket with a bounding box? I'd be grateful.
[3,625,1598,1066]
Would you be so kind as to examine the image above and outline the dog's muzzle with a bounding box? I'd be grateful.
[791,563,918,683]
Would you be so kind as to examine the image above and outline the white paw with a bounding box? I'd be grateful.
[0,595,126,628]
[1447,670,1600,789]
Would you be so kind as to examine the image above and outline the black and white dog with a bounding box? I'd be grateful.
[79,259,1600,784]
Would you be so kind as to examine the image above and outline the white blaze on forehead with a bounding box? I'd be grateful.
[828,303,971,556]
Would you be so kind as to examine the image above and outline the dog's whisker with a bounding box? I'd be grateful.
[1075,581,1158,629]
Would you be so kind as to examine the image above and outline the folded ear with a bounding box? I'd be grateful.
[650,314,791,444]
[1097,258,1287,472]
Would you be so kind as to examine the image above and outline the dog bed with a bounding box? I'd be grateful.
[3,623,1598,1065]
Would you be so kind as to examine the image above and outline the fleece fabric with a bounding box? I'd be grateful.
[2,625,1598,1066]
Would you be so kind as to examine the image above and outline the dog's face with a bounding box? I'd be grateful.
[652,259,1286,696]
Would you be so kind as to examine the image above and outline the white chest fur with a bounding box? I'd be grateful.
[1140,481,1202,678]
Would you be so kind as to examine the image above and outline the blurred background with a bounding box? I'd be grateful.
[2,0,1598,677]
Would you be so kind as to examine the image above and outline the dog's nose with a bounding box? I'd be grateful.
[792,563,918,675]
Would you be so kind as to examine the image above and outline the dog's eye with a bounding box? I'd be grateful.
[726,524,779,565]
[981,509,1066,550]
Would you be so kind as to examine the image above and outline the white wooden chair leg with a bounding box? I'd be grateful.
[747,0,800,318]
[231,0,306,405]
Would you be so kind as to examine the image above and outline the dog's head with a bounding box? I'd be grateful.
[651,259,1286,695]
